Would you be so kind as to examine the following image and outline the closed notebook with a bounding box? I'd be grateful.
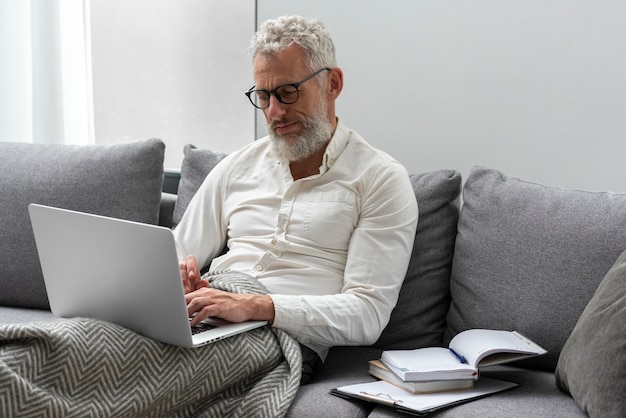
[381,329,547,381]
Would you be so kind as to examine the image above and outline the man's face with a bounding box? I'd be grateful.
[253,45,333,162]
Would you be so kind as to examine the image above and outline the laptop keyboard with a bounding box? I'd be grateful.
[190,319,218,335]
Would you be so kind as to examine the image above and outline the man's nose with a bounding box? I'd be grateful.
[265,94,287,120]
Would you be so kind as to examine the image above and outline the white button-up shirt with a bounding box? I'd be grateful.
[174,120,418,359]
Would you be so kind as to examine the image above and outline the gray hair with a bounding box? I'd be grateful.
[249,15,337,71]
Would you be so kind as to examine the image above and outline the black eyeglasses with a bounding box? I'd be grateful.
[245,67,331,109]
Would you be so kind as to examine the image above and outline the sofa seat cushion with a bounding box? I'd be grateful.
[0,306,59,326]
[446,166,626,370]
[0,139,165,309]
[555,248,626,418]
[367,365,585,417]
[286,346,382,418]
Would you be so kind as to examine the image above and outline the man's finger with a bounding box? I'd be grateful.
[182,255,200,292]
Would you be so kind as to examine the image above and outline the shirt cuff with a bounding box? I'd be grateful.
[268,294,304,338]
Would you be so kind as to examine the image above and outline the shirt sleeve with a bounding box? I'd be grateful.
[172,161,229,270]
[270,161,418,351]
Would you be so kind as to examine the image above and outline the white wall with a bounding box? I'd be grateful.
[258,0,626,192]
[89,0,256,170]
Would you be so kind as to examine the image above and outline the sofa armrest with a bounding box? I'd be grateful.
[159,192,177,228]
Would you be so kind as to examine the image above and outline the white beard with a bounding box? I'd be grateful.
[268,104,333,163]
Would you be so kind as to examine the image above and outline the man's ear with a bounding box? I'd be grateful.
[327,67,344,99]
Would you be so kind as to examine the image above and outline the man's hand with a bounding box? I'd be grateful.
[185,288,275,326]
[179,255,208,293]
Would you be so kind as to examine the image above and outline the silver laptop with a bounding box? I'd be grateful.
[28,203,267,348]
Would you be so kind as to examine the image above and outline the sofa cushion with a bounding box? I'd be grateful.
[446,166,626,370]
[367,365,586,417]
[0,306,59,325]
[0,139,165,309]
[555,248,626,418]
[373,170,461,349]
[287,346,382,418]
[172,144,227,226]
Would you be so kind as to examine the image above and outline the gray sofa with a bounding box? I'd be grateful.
[1,139,624,418]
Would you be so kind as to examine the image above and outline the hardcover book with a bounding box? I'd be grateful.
[368,360,474,394]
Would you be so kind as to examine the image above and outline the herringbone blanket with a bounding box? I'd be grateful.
[0,271,302,417]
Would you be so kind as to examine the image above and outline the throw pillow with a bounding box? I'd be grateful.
[172,144,227,226]
[555,248,626,418]
[446,166,626,370]
[373,169,462,349]
[0,139,165,309]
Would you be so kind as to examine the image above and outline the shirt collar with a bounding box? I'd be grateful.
[319,118,349,174]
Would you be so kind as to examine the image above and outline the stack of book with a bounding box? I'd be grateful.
[331,329,547,415]
[368,359,475,394]
[372,329,547,394]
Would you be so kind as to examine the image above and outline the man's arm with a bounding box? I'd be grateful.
[180,255,275,326]
[185,287,275,326]
[270,161,418,349]
[173,158,230,271]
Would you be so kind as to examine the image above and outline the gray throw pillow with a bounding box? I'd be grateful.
[555,248,626,418]
[446,166,626,370]
[373,169,462,349]
[0,139,165,309]
[172,144,227,226]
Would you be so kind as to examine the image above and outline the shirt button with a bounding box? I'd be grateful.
[271,239,277,246]
[255,264,263,271]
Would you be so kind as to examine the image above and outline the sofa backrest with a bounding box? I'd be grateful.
[0,139,165,309]
[162,144,626,370]
[172,144,227,227]
[446,166,626,370]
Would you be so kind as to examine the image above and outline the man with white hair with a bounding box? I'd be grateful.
[174,15,418,384]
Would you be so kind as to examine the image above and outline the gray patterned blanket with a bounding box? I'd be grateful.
[0,271,302,417]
